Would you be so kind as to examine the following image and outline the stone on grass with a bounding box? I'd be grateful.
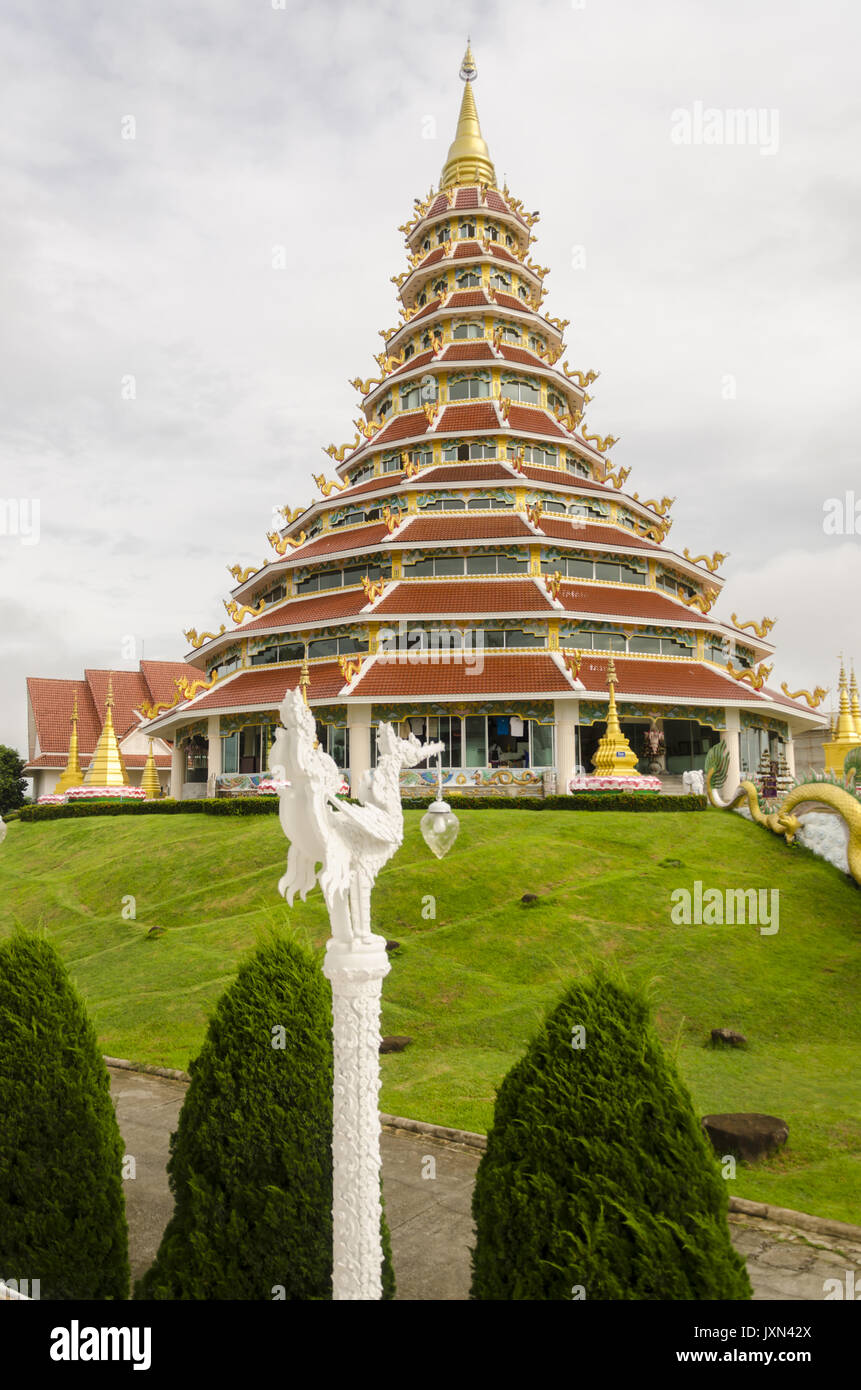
[701,1113,788,1162]
[520,893,539,905]
[710,1028,747,1047]
[380,1036,412,1054]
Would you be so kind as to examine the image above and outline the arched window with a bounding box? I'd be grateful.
[485,222,499,242]
[436,222,451,245]
[432,277,448,296]
[456,267,481,289]
[495,321,521,343]
[417,289,428,307]
[400,382,421,411]
[490,270,511,292]
[501,375,540,405]
[458,219,476,238]
[452,320,484,340]
[547,390,566,415]
[448,372,491,401]
[377,393,393,420]
[517,284,529,301]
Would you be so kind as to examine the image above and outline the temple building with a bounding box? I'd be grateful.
[25,661,188,800]
[140,48,826,799]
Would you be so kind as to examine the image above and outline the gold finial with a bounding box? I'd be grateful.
[440,44,496,190]
[83,674,130,787]
[299,650,310,706]
[55,691,84,794]
[140,739,161,799]
[590,658,640,777]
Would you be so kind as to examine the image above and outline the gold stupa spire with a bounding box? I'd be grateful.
[440,43,496,190]
[591,658,640,777]
[83,676,130,786]
[851,665,861,738]
[55,692,84,793]
[140,739,161,799]
[824,657,861,775]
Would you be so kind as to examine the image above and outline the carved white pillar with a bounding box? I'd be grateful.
[721,708,741,786]
[206,715,222,797]
[784,738,796,779]
[170,740,183,799]
[322,936,391,1301]
[554,698,578,793]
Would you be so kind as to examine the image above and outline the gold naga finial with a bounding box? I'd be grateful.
[680,587,719,614]
[350,372,384,394]
[174,671,219,702]
[562,648,583,682]
[546,315,569,333]
[224,597,267,624]
[313,472,349,497]
[267,529,307,556]
[324,435,361,462]
[361,574,386,603]
[400,450,419,478]
[338,654,364,685]
[525,499,543,527]
[562,365,600,388]
[604,464,631,490]
[642,496,675,517]
[581,429,619,454]
[543,570,563,601]
[682,547,727,573]
[184,625,227,649]
[227,563,261,584]
[440,42,496,190]
[731,614,777,640]
[780,683,828,709]
[381,505,401,534]
[725,659,773,691]
[299,650,311,706]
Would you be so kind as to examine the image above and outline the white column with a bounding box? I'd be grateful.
[347,703,373,797]
[170,740,183,800]
[206,715,222,797]
[322,936,391,1300]
[721,708,741,787]
[554,698,579,793]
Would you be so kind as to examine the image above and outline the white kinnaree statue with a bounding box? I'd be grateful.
[271,688,443,944]
[682,768,705,795]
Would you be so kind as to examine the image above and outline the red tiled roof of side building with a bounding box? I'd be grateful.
[141,660,198,705]
[557,582,709,624]
[397,514,535,544]
[441,342,495,362]
[84,668,151,739]
[351,652,571,699]
[288,522,391,561]
[238,588,372,633]
[538,517,659,552]
[26,677,101,758]
[506,406,568,439]
[188,662,347,710]
[576,656,760,703]
[25,751,172,770]
[373,579,553,615]
[436,402,500,432]
[374,411,429,445]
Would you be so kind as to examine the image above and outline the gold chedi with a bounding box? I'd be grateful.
[140,739,161,799]
[55,693,84,793]
[591,658,640,777]
[823,662,861,775]
[440,44,496,191]
[83,677,129,786]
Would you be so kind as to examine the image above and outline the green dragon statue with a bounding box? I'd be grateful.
[703,743,861,885]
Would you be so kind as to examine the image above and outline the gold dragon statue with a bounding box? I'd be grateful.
[349,373,383,395]
[561,364,600,388]
[184,625,227,648]
[224,598,268,624]
[324,436,361,463]
[680,587,720,615]
[543,571,563,601]
[705,743,861,886]
[227,563,260,583]
[682,548,728,573]
[546,315,569,333]
[731,614,777,639]
[360,574,386,602]
[140,693,182,720]
[581,430,618,453]
[338,655,364,685]
[267,530,306,556]
[640,496,675,517]
[381,505,401,534]
[724,659,773,690]
[526,499,543,527]
[779,683,829,709]
[312,473,349,497]
[174,671,219,702]
[604,464,631,490]
[562,649,584,681]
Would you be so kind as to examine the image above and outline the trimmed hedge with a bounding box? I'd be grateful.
[18,796,280,822]
[0,932,130,1299]
[135,934,395,1300]
[471,973,752,1301]
[403,794,708,812]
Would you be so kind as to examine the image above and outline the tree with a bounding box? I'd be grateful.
[0,932,129,1299]
[135,933,395,1300]
[0,745,27,815]
[471,973,752,1300]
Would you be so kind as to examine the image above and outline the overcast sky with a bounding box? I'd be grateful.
[2,0,859,758]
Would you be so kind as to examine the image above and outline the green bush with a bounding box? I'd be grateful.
[135,933,394,1300]
[18,797,279,822]
[0,932,129,1299]
[471,973,752,1300]
[402,794,707,812]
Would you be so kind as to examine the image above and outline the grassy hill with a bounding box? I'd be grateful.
[0,809,859,1223]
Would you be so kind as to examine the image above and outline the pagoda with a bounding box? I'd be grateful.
[141,47,826,799]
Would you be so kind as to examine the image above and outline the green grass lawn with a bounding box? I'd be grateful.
[1,809,859,1223]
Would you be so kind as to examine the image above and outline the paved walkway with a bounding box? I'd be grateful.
[110,1068,861,1301]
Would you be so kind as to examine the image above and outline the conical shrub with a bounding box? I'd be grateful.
[471,973,752,1300]
[0,931,129,1299]
[135,933,395,1299]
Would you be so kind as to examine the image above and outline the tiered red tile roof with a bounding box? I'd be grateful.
[190,662,346,710]
[373,580,552,616]
[396,514,535,544]
[237,588,371,634]
[436,402,500,432]
[351,652,571,699]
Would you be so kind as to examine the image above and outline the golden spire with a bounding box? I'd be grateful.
[851,665,861,738]
[83,676,130,786]
[55,692,84,793]
[140,739,161,799]
[591,658,640,777]
[440,43,496,190]
[299,650,311,706]
[834,660,858,743]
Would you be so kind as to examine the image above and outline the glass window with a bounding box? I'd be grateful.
[490,271,511,291]
[403,557,434,575]
[467,553,497,572]
[591,632,626,652]
[543,500,566,514]
[505,630,544,648]
[458,220,476,238]
[661,637,692,657]
[436,223,450,245]
[547,390,566,415]
[319,570,341,589]
[567,557,594,578]
[503,376,540,404]
[467,498,491,512]
[456,268,481,288]
[464,716,486,767]
[452,320,483,339]
[620,563,646,586]
[434,556,465,576]
[448,375,490,400]
[432,277,447,296]
[595,561,621,582]
[378,394,392,419]
[400,383,421,411]
[629,636,660,654]
[221,732,239,775]
[531,721,554,768]
[485,223,499,242]
[483,630,505,648]
[278,643,304,663]
[307,637,338,659]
